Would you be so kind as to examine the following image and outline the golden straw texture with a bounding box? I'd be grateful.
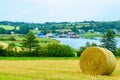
[0,41,8,49]
[80,47,116,75]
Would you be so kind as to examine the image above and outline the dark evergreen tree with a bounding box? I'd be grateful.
[0,27,6,34]
[101,29,117,54]
[71,26,77,32]
[22,31,39,53]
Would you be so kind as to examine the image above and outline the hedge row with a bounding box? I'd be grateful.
[0,44,76,57]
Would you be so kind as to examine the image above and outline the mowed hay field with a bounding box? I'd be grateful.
[0,58,120,80]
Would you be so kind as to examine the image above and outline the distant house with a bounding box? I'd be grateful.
[34,27,38,30]
[11,31,14,34]
[45,33,54,38]
[58,34,67,38]
[70,33,79,38]
[113,29,120,35]
[79,29,85,34]
[38,33,44,38]
[88,29,94,33]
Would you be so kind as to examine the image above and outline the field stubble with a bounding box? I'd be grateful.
[0,59,120,80]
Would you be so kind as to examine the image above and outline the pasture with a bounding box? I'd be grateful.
[0,57,120,80]
[0,25,19,30]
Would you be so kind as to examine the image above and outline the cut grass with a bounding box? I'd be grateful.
[0,57,120,80]
[0,57,79,60]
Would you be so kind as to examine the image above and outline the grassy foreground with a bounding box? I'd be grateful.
[0,57,120,80]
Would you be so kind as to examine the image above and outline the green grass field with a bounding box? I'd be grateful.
[0,25,19,30]
[79,32,102,38]
[0,57,120,80]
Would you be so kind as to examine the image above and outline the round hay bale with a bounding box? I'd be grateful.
[0,41,8,49]
[80,47,116,75]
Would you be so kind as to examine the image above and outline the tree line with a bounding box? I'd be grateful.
[0,21,120,34]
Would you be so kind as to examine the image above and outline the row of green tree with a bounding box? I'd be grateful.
[0,44,75,57]
[0,20,120,34]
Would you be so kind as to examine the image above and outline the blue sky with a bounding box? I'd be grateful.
[0,0,120,23]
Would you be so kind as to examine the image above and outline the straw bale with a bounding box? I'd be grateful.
[0,41,8,49]
[80,47,116,75]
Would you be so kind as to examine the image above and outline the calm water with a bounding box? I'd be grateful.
[55,38,120,49]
